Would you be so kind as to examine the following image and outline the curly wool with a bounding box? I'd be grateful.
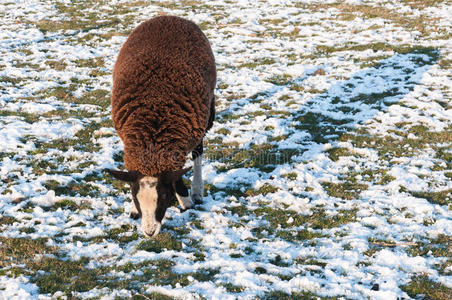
[111,16,216,176]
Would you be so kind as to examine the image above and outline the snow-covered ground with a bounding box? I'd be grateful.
[0,0,451,299]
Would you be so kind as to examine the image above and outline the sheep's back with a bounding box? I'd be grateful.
[111,16,216,175]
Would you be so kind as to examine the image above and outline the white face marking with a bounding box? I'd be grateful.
[136,176,161,237]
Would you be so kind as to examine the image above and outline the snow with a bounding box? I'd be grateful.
[0,0,451,299]
[0,275,39,299]
[0,118,84,152]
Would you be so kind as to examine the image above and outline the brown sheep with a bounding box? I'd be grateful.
[107,16,216,237]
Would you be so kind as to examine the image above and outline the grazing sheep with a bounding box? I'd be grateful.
[107,16,216,237]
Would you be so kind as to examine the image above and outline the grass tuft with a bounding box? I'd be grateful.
[322,182,368,200]
[401,275,452,300]
[136,233,182,253]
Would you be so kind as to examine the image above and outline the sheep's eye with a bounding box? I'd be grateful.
[140,181,157,189]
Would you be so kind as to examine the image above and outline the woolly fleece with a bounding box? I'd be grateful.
[111,16,216,176]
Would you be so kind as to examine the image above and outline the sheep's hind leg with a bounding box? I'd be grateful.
[191,142,203,204]
[174,178,193,210]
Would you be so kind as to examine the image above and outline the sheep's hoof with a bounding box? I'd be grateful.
[191,194,203,205]
[177,195,194,211]
[130,211,141,220]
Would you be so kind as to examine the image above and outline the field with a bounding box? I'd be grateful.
[0,0,451,299]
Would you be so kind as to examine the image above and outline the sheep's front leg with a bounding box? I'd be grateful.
[174,178,193,210]
[130,193,141,220]
[130,201,140,219]
[191,142,203,204]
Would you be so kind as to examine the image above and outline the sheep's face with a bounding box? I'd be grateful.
[107,168,190,237]
[133,176,172,237]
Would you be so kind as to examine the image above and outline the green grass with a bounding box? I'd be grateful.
[245,183,279,196]
[401,275,452,300]
[322,182,368,200]
[260,290,332,300]
[1,0,451,298]
[340,125,452,159]
[205,141,299,172]
[135,232,182,253]
[0,237,56,268]
[41,85,110,109]
[408,234,451,258]
[276,229,324,242]
[295,112,353,144]
[282,172,298,180]
[44,60,67,71]
[0,75,24,85]
[30,118,112,156]
[408,189,452,206]
[0,216,18,226]
[326,147,354,162]
[32,0,123,35]
[132,292,174,300]
[31,256,105,294]
[222,282,246,293]
[43,180,100,198]
[238,58,275,69]
[316,44,439,62]
[0,236,218,295]
[266,74,293,86]
[254,206,358,231]
[73,224,139,245]
[53,199,81,210]
[400,0,449,9]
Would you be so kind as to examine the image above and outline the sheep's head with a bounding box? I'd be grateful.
[107,168,190,237]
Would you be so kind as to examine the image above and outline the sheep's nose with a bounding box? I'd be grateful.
[142,221,161,237]
[144,229,155,237]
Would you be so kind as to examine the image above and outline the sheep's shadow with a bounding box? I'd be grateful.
[292,47,439,147]
[213,47,440,170]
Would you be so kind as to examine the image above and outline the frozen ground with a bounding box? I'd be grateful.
[0,0,451,299]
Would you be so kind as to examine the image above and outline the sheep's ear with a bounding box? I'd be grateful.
[106,169,141,182]
[160,167,191,184]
